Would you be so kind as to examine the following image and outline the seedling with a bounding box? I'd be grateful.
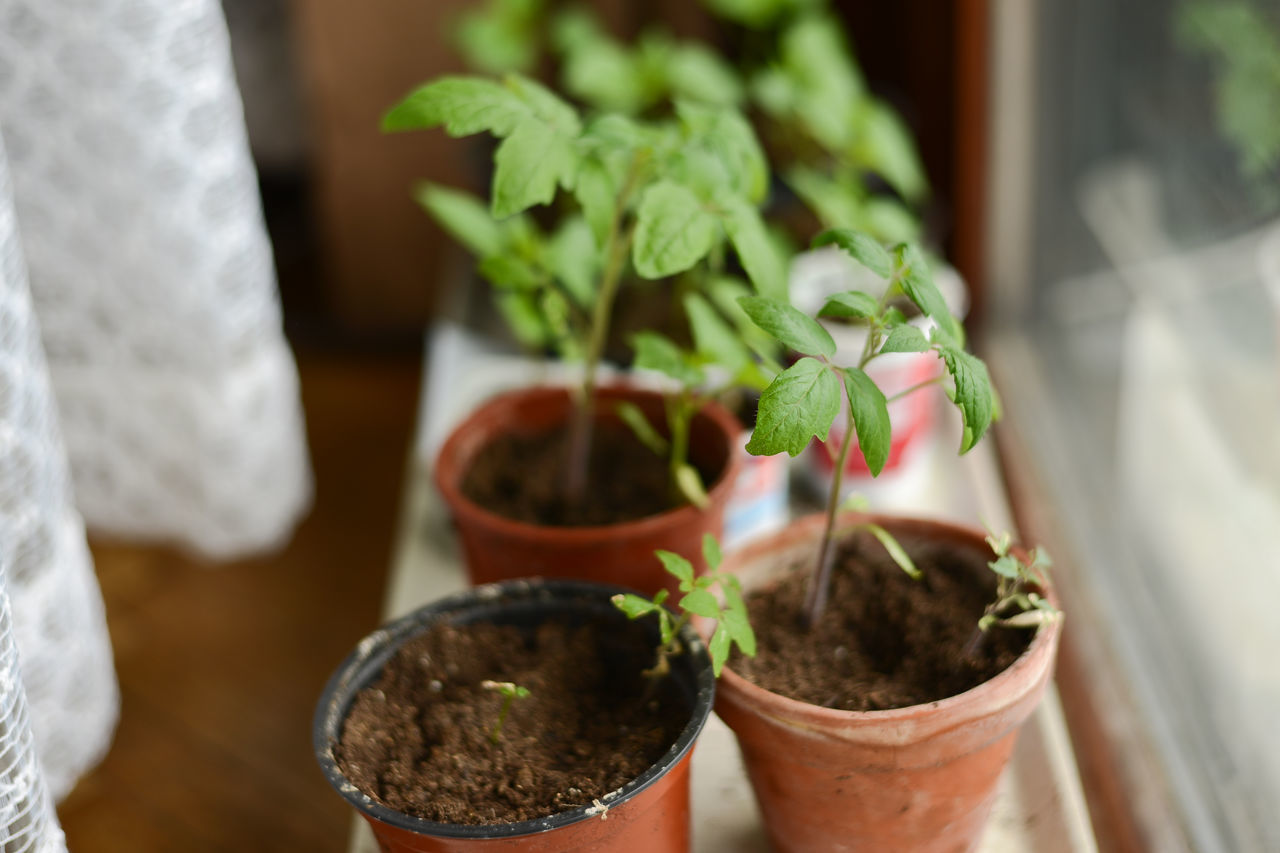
[385,74,784,508]
[612,534,756,680]
[740,228,998,626]
[962,533,1062,657]
[481,680,531,744]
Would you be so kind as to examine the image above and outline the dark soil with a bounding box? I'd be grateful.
[461,421,715,526]
[334,619,687,825]
[730,530,1033,711]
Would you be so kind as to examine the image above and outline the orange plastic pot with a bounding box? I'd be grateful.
[713,514,1063,853]
[434,385,740,597]
[314,579,715,853]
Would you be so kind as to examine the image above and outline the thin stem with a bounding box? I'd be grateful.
[803,393,859,627]
[564,157,644,502]
[886,374,945,404]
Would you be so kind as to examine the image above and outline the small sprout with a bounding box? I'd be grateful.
[481,680,531,744]
[964,532,1062,657]
[612,534,757,680]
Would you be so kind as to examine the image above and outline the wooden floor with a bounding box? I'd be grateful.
[56,350,422,852]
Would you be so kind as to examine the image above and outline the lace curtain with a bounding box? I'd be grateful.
[0,0,313,844]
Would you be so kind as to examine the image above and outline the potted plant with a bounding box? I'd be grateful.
[708,228,1064,852]
[384,71,786,593]
[314,546,754,852]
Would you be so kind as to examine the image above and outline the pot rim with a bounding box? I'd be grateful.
[313,578,716,840]
[716,512,1062,736]
[432,384,742,544]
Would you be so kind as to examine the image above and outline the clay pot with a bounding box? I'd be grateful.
[434,385,741,597]
[713,514,1063,853]
[314,579,715,853]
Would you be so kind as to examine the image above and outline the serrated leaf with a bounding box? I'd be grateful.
[738,296,835,358]
[678,103,767,202]
[685,292,752,375]
[702,533,722,572]
[842,367,891,475]
[382,76,527,135]
[812,228,893,278]
[616,401,669,456]
[656,550,695,586]
[746,357,841,457]
[721,198,787,300]
[612,593,661,619]
[895,244,960,342]
[865,523,920,579]
[679,588,721,619]
[709,276,782,363]
[633,182,718,279]
[492,118,579,217]
[547,216,597,308]
[708,627,732,676]
[631,331,704,386]
[880,325,930,354]
[937,344,996,454]
[675,463,711,510]
[415,183,504,258]
[819,291,879,321]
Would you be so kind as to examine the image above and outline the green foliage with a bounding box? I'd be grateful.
[481,680,532,744]
[612,535,757,677]
[745,357,842,457]
[975,532,1061,634]
[454,0,545,75]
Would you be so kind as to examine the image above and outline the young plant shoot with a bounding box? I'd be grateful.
[612,534,756,680]
[740,228,998,626]
[480,680,531,745]
[384,75,784,508]
[963,532,1062,657]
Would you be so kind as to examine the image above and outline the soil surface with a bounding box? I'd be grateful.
[730,531,1033,711]
[461,421,716,526]
[334,618,687,825]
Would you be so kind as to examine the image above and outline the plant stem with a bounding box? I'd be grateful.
[564,159,643,503]
[803,398,859,627]
[961,626,986,658]
[886,374,944,404]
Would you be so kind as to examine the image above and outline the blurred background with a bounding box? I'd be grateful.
[0,0,1274,850]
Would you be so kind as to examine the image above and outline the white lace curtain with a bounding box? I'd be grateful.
[0,0,313,846]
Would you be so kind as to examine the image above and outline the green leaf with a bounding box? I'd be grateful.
[785,166,862,230]
[616,401,669,456]
[989,554,1022,579]
[415,183,503,257]
[858,196,922,245]
[894,244,961,343]
[504,73,582,133]
[851,98,929,203]
[453,0,543,75]
[812,228,893,279]
[779,14,864,150]
[679,588,721,619]
[494,291,549,348]
[678,103,767,203]
[880,325,930,354]
[612,593,662,619]
[382,76,527,135]
[656,550,695,586]
[818,291,879,321]
[937,344,996,453]
[684,293,752,375]
[667,45,744,106]
[864,523,921,579]
[708,627,732,676]
[547,217,597,308]
[633,182,718,279]
[631,331,704,386]
[708,276,780,362]
[719,604,756,656]
[478,254,542,291]
[842,367,891,476]
[746,357,841,457]
[675,463,711,510]
[738,296,835,358]
[702,534,722,572]
[562,38,647,113]
[720,198,787,300]
[572,157,616,248]
[492,118,579,217]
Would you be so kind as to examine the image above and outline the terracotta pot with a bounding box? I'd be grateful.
[713,514,1063,853]
[434,385,741,597]
[314,579,716,853]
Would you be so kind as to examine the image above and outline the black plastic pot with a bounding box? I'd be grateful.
[314,579,716,853]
